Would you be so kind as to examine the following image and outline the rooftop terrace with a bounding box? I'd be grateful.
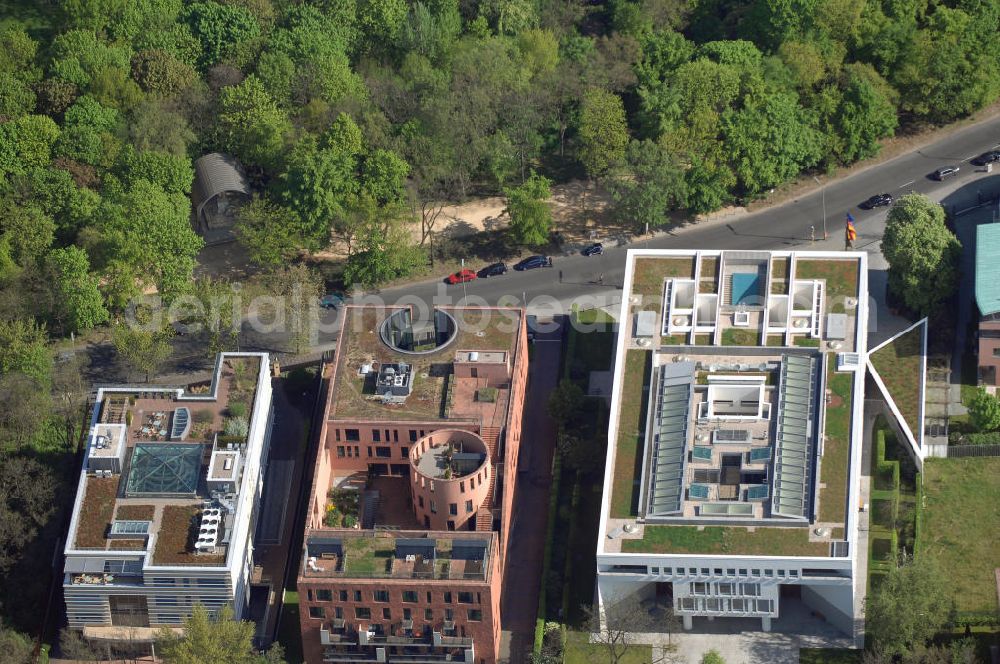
[604,251,865,557]
[301,530,493,581]
[331,306,521,425]
[69,355,263,567]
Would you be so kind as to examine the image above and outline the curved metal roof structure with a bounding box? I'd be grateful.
[192,153,250,223]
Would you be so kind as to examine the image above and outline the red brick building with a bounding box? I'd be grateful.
[298,306,529,664]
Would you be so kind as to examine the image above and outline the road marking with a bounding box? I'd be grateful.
[899,180,914,188]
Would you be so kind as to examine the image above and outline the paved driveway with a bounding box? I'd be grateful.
[500,318,563,663]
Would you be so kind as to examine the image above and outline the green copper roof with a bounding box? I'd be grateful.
[977,224,1000,316]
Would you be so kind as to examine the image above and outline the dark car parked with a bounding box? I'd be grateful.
[477,262,508,278]
[932,166,960,180]
[581,242,604,256]
[319,292,345,309]
[514,255,551,271]
[860,193,893,209]
[973,151,1000,165]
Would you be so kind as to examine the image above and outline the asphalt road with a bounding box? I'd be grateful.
[336,112,1000,315]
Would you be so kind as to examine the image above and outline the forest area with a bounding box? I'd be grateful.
[1,0,1000,657]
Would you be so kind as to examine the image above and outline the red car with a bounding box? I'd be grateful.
[446,268,477,284]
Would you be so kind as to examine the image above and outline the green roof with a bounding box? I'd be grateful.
[976,224,1000,316]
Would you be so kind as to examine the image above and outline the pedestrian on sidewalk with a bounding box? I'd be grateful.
[598,272,604,285]
[845,214,857,250]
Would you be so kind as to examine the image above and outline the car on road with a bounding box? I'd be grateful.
[477,262,508,278]
[973,151,1000,165]
[581,242,604,256]
[932,166,960,180]
[319,292,345,309]
[860,193,893,209]
[514,255,551,271]
[446,268,477,284]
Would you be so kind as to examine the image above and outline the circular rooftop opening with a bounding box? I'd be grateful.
[379,308,458,355]
[410,430,488,481]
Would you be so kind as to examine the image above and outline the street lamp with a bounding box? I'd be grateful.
[813,176,828,240]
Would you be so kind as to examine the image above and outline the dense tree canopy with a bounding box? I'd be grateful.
[881,194,961,316]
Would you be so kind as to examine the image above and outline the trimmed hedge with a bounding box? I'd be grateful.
[534,451,563,654]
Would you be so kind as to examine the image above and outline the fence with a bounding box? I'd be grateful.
[945,444,1000,458]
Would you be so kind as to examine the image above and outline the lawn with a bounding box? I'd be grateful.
[610,350,651,518]
[794,259,860,302]
[799,648,861,663]
[115,504,155,520]
[793,337,821,347]
[622,525,830,556]
[766,334,785,346]
[870,325,923,439]
[819,355,853,525]
[923,457,1000,612]
[278,590,304,664]
[721,327,759,346]
[563,630,652,664]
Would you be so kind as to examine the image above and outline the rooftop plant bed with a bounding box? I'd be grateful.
[622,525,830,556]
[610,350,650,518]
[74,477,120,549]
[870,325,923,438]
[115,504,155,521]
[819,355,853,525]
[343,537,395,575]
[109,539,147,550]
[721,327,759,346]
[795,259,859,302]
[794,337,821,347]
[325,489,360,528]
[153,505,224,566]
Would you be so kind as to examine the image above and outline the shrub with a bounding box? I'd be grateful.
[227,402,247,418]
[224,416,249,438]
[968,387,1000,431]
[343,514,357,528]
[193,409,214,424]
[476,387,498,403]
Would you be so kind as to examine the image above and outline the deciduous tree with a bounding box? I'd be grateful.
[505,171,552,246]
[608,139,688,232]
[577,88,629,179]
[881,194,961,316]
[46,246,109,334]
[865,554,952,657]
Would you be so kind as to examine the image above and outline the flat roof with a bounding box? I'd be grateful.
[976,224,1000,316]
[65,353,269,569]
[601,250,867,558]
[330,306,521,425]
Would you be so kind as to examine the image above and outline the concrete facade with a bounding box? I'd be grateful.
[596,250,869,646]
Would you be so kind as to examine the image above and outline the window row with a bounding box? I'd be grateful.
[416,496,476,515]
[417,471,486,493]
[336,429,427,444]
[308,606,482,622]
[336,445,410,459]
[676,597,774,615]
[650,566,800,580]
[690,582,760,597]
[307,589,481,605]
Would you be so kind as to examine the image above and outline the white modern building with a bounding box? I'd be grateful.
[597,250,868,638]
[63,353,273,641]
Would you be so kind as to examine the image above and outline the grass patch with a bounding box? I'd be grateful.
[662,333,686,345]
[819,355,853,525]
[74,477,119,549]
[278,590,304,664]
[794,259,859,302]
[766,334,785,346]
[563,630,652,664]
[610,350,650,518]
[799,648,861,663]
[721,327,759,346]
[343,537,394,575]
[923,457,1000,612]
[870,325,923,438]
[793,337,821,347]
[623,525,829,556]
[632,257,695,297]
[694,334,712,345]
